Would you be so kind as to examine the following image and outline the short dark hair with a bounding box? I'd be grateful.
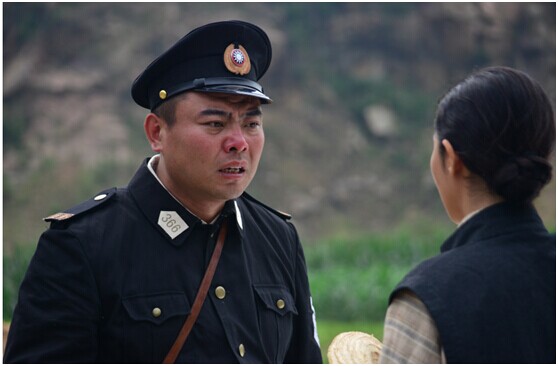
[152,93,189,126]
[435,66,555,203]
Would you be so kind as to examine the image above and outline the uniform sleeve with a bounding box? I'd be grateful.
[380,289,446,363]
[283,223,323,363]
[4,227,100,363]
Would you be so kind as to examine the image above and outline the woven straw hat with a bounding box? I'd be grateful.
[327,331,383,364]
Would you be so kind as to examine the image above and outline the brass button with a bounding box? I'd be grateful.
[159,90,167,100]
[276,299,285,310]
[94,194,107,201]
[215,286,226,300]
[152,307,162,318]
[238,343,245,357]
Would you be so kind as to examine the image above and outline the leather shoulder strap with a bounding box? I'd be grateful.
[163,220,228,363]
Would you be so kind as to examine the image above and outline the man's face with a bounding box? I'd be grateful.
[157,92,264,206]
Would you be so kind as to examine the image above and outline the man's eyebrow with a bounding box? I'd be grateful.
[244,108,262,117]
[198,107,262,119]
[199,109,231,118]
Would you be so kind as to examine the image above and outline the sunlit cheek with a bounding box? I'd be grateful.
[247,132,264,150]
[430,152,438,187]
[430,155,436,181]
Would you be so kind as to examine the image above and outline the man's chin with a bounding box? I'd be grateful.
[222,180,252,197]
[218,187,248,202]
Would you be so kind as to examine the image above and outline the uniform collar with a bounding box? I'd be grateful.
[129,157,244,246]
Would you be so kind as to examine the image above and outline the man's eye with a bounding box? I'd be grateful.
[205,122,224,128]
[246,122,261,128]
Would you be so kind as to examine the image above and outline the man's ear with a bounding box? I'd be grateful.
[144,113,165,152]
[441,139,471,177]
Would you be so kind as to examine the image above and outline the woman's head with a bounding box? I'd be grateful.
[434,66,555,205]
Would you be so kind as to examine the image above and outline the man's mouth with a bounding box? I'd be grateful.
[220,167,245,174]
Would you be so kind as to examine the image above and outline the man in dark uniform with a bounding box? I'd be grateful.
[4,20,323,363]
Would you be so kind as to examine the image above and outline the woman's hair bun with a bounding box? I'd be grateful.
[491,155,553,203]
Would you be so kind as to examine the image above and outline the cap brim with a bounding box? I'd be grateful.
[196,85,272,104]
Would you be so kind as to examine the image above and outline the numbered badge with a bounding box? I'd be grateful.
[158,211,188,239]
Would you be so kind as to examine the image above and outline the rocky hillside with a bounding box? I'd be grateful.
[4,3,556,247]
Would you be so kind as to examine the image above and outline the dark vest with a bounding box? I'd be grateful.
[391,202,555,363]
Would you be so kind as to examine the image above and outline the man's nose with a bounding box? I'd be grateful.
[224,126,248,153]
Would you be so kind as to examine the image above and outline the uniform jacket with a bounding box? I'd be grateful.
[391,202,556,363]
[4,159,322,364]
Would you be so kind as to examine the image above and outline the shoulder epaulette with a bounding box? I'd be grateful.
[43,187,117,222]
[242,192,292,221]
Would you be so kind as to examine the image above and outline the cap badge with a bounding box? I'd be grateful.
[224,43,251,75]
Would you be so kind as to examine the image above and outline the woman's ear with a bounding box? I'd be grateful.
[144,113,165,152]
[441,139,470,177]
